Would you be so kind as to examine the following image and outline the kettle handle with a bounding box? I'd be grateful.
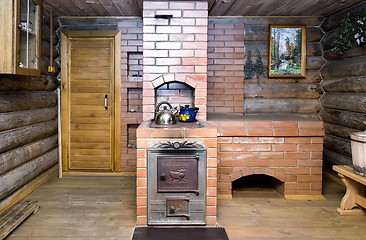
[155,101,173,113]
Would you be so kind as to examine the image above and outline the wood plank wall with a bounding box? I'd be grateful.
[242,17,324,118]
[0,11,60,201]
[320,1,366,167]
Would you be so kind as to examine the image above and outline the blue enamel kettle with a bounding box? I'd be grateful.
[179,105,199,122]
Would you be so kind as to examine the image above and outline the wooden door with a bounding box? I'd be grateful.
[61,31,121,172]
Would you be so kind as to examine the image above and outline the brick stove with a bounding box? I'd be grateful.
[136,0,325,228]
[136,1,217,227]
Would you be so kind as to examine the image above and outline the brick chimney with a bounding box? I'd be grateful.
[142,1,208,120]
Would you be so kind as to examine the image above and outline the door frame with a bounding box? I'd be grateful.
[60,31,121,172]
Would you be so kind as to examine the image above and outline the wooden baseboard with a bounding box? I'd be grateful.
[285,195,326,200]
[217,194,232,200]
[0,165,57,215]
[62,171,136,177]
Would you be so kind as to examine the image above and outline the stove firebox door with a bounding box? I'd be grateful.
[157,156,198,193]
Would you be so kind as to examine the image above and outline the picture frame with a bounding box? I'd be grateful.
[268,25,306,78]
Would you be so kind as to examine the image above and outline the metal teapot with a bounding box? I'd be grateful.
[179,105,199,122]
[155,101,177,125]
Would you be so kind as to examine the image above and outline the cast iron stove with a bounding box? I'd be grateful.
[147,141,207,225]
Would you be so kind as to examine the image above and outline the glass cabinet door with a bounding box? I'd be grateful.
[18,0,39,70]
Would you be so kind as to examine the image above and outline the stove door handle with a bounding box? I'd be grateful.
[160,173,166,180]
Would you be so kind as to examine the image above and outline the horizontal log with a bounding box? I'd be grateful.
[41,56,60,76]
[0,92,57,113]
[59,17,122,26]
[244,70,322,84]
[320,55,366,80]
[306,42,323,56]
[0,148,58,200]
[306,56,326,70]
[239,17,322,27]
[323,46,366,60]
[244,25,268,42]
[321,29,338,51]
[0,135,57,175]
[0,75,58,91]
[320,108,366,131]
[0,120,57,154]
[0,107,57,132]
[324,134,352,157]
[324,122,359,139]
[321,93,366,113]
[41,24,59,45]
[306,27,324,42]
[323,148,352,166]
[244,99,321,114]
[244,25,322,42]
[41,40,59,58]
[322,76,366,93]
[321,1,366,32]
[244,83,323,99]
[60,24,118,32]
[43,10,60,29]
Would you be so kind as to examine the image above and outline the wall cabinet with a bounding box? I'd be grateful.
[0,0,42,76]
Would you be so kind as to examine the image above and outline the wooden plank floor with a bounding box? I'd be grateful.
[6,176,136,239]
[218,176,366,240]
[6,173,366,239]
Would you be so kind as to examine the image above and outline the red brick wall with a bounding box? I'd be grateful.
[142,0,208,121]
[209,120,324,197]
[207,21,244,114]
[118,19,143,172]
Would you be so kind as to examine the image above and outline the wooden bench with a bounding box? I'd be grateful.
[333,165,366,215]
[0,200,39,239]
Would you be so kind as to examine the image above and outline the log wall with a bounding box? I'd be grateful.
[320,1,366,167]
[0,11,60,201]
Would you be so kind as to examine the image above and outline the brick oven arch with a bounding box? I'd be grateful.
[148,73,207,121]
[229,168,286,183]
[222,168,287,197]
[151,73,200,89]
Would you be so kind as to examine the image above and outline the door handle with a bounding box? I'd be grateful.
[104,94,108,110]
[160,173,166,180]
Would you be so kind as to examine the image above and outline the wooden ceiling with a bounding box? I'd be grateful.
[43,0,363,17]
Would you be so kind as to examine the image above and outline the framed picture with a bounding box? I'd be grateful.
[268,25,306,78]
